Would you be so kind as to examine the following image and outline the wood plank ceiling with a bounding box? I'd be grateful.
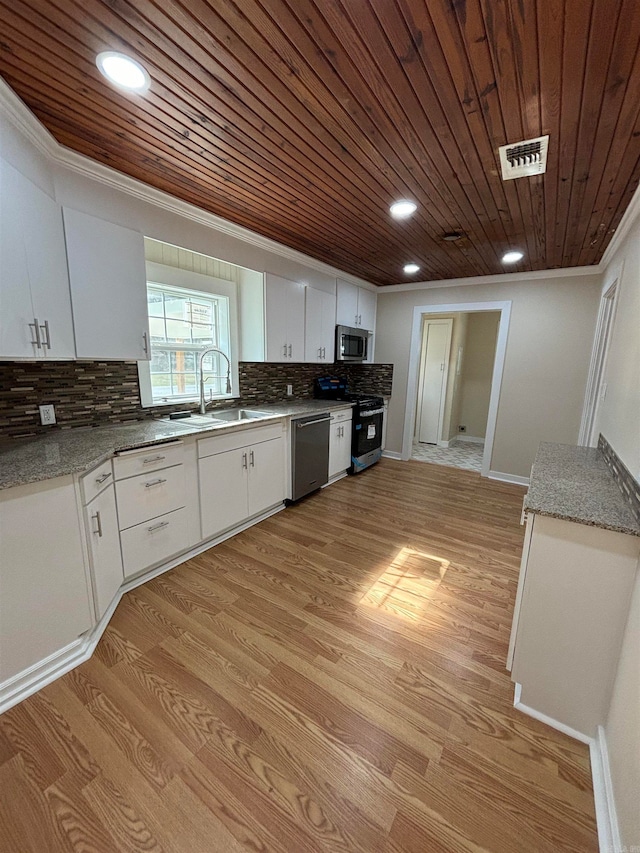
[1,0,639,286]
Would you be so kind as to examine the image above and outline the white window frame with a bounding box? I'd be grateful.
[138,262,240,408]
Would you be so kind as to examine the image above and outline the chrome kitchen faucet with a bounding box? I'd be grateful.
[199,347,232,414]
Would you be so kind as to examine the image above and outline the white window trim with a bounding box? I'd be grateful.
[138,261,240,408]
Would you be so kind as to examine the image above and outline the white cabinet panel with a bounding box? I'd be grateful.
[84,484,124,620]
[329,419,352,479]
[357,288,377,332]
[115,464,186,530]
[120,507,191,579]
[63,207,150,360]
[0,159,74,359]
[0,476,92,683]
[265,273,305,362]
[199,448,248,539]
[248,438,284,517]
[336,280,359,328]
[305,287,336,363]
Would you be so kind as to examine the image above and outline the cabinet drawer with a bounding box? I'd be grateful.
[331,408,353,424]
[80,459,114,504]
[120,507,190,579]
[113,441,184,480]
[115,464,185,530]
[198,422,283,459]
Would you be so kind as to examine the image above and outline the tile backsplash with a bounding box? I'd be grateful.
[598,433,640,525]
[0,360,393,438]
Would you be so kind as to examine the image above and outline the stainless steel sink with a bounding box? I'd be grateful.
[208,408,270,422]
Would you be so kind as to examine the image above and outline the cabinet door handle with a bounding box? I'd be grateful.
[288,343,292,358]
[283,343,287,358]
[318,347,322,359]
[144,478,167,488]
[39,320,51,350]
[358,314,362,326]
[355,313,358,325]
[142,332,149,355]
[29,318,42,349]
[322,346,326,359]
[250,450,255,467]
[91,511,103,538]
[142,455,166,465]
[95,471,111,485]
[242,452,248,469]
[148,521,169,533]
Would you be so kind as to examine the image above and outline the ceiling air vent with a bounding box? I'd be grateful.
[498,135,549,180]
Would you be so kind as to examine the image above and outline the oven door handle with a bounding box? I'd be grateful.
[358,408,384,417]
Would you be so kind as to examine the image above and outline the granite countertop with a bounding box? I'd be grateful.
[524,442,640,537]
[0,400,354,491]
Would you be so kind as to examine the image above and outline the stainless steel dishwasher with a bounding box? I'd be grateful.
[290,412,331,502]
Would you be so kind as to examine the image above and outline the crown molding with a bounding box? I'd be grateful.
[0,75,376,292]
[378,264,603,293]
[600,180,640,268]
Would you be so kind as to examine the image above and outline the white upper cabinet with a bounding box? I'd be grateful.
[0,159,75,359]
[264,273,305,362]
[63,207,150,360]
[336,279,377,331]
[304,287,336,363]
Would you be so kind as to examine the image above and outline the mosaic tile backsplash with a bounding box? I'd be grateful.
[598,433,640,526]
[0,360,393,438]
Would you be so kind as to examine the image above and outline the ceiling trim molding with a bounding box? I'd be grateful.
[0,74,377,292]
[378,265,603,294]
[599,181,640,269]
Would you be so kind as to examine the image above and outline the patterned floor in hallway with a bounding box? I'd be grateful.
[412,439,484,472]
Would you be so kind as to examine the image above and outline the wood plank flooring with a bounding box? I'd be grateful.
[0,459,599,852]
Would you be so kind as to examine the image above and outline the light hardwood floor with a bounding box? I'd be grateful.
[0,459,599,852]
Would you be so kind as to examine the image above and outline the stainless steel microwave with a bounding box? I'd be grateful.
[336,325,369,362]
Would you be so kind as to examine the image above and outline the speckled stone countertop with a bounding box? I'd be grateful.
[524,442,640,537]
[0,400,353,491]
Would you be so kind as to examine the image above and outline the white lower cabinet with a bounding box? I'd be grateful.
[0,476,93,685]
[328,410,353,479]
[83,483,124,620]
[120,508,191,579]
[199,425,285,540]
[509,513,640,737]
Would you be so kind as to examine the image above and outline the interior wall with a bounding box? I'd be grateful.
[592,201,640,850]
[458,312,500,440]
[375,275,602,478]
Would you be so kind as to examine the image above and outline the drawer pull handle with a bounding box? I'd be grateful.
[143,455,166,464]
[148,521,169,533]
[95,472,111,484]
[144,478,167,488]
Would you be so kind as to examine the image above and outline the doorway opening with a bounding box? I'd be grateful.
[402,300,511,478]
[412,311,500,473]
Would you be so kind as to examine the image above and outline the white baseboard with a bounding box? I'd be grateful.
[455,434,485,444]
[0,502,285,715]
[513,686,620,853]
[512,683,592,744]
[488,470,530,486]
[382,450,402,460]
[437,439,452,448]
[590,725,622,853]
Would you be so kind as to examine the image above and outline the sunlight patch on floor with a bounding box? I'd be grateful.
[360,546,450,621]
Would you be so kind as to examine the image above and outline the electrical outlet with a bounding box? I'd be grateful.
[39,404,56,425]
[286,384,293,396]
[458,425,466,432]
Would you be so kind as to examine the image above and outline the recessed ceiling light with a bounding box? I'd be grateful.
[443,231,465,242]
[403,263,420,274]
[502,250,524,264]
[96,51,150,93]
[390,200,417,219]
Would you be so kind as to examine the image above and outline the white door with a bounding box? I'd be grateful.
[84,485,124,620]
[319,288,337,361]
[248,438,285,517]
[304,286,324,362]
[199,449,248,539]
[416,319,452,444]
[265,273,289,362]
[329,421,352,478]
[285,280,306,362]
[63,207,150,360]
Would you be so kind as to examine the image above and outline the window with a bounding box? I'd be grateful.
[142,281,233,405]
